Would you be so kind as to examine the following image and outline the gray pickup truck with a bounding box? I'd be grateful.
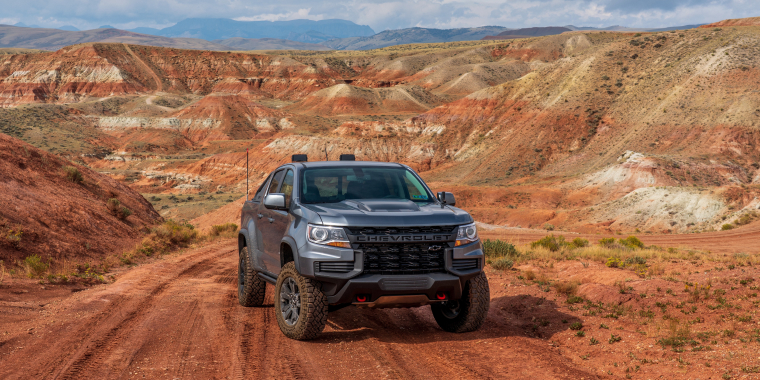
[238,155,489,340]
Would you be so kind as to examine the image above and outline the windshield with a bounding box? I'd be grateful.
[300,167,434,204]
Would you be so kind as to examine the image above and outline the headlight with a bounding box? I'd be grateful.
[307,224,351,248]
[455,223,478,246]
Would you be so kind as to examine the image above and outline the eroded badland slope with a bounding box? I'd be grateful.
[0,134,161,263]
[0,23,759,236]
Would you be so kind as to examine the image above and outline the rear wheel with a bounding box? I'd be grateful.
[238,247,265,307]
[274,262,328,340]
[432,271,490,333]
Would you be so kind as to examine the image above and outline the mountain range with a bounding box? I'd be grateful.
[0,18,709,52]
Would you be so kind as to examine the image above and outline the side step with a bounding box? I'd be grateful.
[257,272,277,284]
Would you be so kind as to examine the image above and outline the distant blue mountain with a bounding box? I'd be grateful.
[14,22,40,28]
[58,25,79,31]
[99,25,115,29]
[129,18,374,43]
[129,27,161,35]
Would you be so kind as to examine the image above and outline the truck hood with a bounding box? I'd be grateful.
[299,199,473,227]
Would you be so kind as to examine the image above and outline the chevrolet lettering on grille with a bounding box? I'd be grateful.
[355,235,450,242]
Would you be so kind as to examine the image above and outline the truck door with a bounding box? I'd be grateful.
[260,169,285,274]
[264,169,294,276]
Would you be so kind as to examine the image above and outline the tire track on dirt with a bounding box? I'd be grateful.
[55,246,231,379]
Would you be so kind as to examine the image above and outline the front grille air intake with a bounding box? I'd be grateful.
[348,226,457,236]
[317,262,354,273]
[452,259,479,271]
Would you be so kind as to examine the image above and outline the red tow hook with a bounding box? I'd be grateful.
[436,292,447,300]
[356,295,368,302]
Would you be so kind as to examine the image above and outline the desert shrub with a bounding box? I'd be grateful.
[736,212,758,226]
[483,239,518,258]
[624,256,647,266]
[570,238,589,248]
[721,224,734,231]
[491,257,514,271]
[606,257,622,268]
[130,220,200,258]
[553,281,579,296]
[24,254,48,278]
[619,236,644,249]
[599,237,616,247]
[523,270,536,281]
[4,225,23,249]
[64,166,83,184]
[543,223,555,231]
[531,235,566,252]
[210,223,238,237]
[569,322,583,330]
[107,198,132,220]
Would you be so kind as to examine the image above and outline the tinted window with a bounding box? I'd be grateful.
[281,170,294,208]
[252,174,272,202]
[268,170,285,195]
[301,167,433,204]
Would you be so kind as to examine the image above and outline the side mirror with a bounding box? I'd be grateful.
[437,192,456,207]
[264,193,286,209]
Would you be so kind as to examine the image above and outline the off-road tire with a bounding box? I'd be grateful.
[274,262,328,340]
[238,247,265,307]
[432,271,490,333]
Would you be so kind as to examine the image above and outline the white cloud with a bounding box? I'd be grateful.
[234,8,324,22]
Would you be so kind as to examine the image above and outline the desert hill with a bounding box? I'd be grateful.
[701,17,760,28]
[0,133,161,263]
[1,22,760,232]
[322,26,510,50]
[482,27,573,40]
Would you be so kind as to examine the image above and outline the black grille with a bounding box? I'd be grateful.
[361,243,445,274]
[452,259,479,271]
[348,226,457,236]
[317,262,354,273]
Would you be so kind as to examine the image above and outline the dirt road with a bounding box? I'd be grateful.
[0,240,596,380]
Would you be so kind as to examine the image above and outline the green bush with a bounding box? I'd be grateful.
[721,224,735,231]
[543,223,555,231]
[570,238,589,248]
[131,220,200,257]
[482,239,518,258]
[570,322,583,330]
[599,237,616,247]
[619,236,644,249]
[24,255,48,278]
[606,257,622,268]
[491,257,514,270]
[107,198,132,220]
[210,223,238,237]
[64,166,83,184]
[531,235,566,252]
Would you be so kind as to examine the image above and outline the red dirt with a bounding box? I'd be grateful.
[701,17,760,28]
[0,240,596,379]
[0,134,161,263]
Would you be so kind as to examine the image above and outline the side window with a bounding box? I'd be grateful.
[280,170,294,208]
[252,174,272,202]
[268,170,285,195]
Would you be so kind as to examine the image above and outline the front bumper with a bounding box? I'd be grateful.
[297,239,484,306]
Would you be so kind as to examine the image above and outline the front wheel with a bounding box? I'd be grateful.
[274,262,328,340]
[432,271,490,333]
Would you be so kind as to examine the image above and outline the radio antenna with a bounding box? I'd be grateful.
[246,148,249,201]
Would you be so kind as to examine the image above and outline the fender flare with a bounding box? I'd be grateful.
[280,235,301,273]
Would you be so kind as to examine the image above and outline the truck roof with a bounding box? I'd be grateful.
[293,161,406,169]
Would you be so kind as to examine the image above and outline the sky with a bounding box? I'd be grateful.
[0,0,758,32]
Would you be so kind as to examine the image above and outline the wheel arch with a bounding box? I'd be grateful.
[280,236,300,273]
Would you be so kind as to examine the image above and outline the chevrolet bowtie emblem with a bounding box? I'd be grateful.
[429,245,442,251]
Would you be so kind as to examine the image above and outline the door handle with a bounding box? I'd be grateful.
[268,218,275,223]
[257,213,263,219]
